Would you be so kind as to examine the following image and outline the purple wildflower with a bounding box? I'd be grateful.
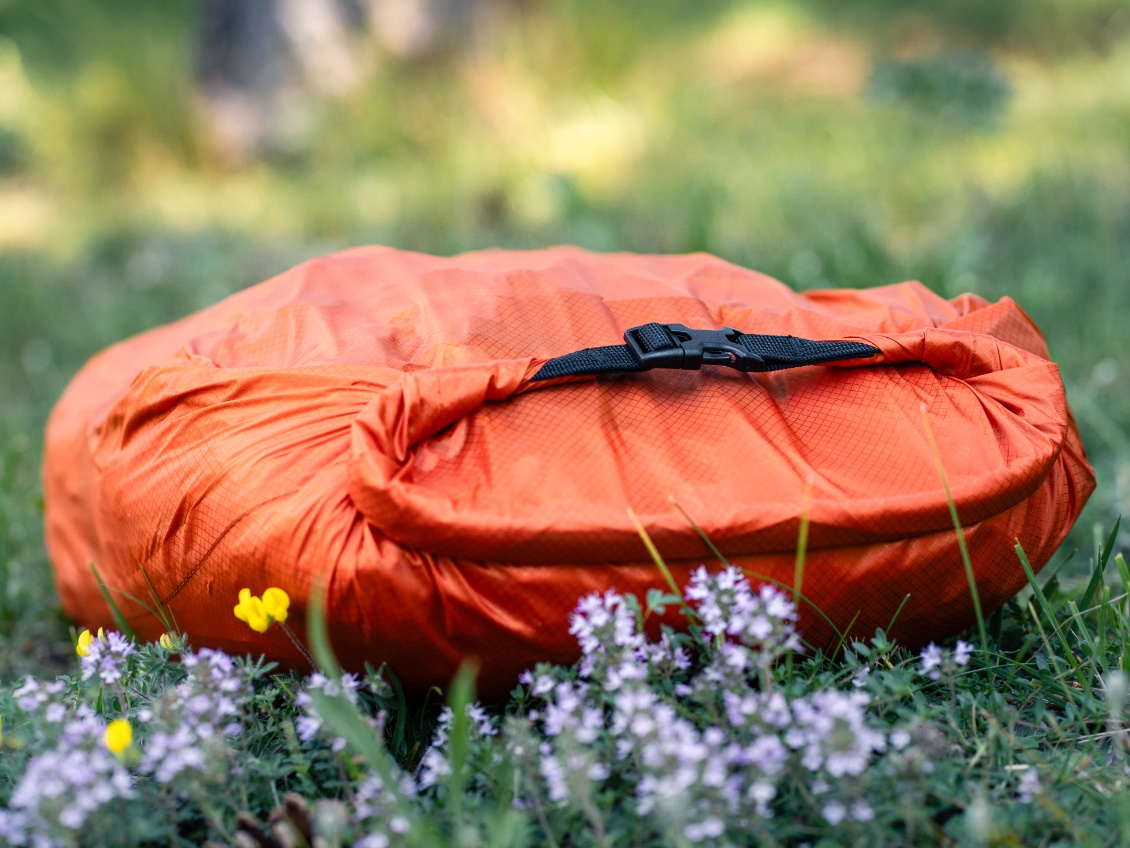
[919,643,943,680]
[822,800,847,825]
[786,690,886,778]
[295,671,363,751]
[352,769,416,847]
[1016,766,1041,803]
[79,631,136,686]
[13,678,67,713]
[0,716,133,844]
[568,589,646,685]
[416,702,498,790]
[139,647,250,785]
[685,566,803,669]
[954,640,974,667]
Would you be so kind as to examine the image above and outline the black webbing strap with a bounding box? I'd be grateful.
[532,322,880,381]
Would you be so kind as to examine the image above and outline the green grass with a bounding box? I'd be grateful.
[1,0,1129,843]
[4,541,1130,845]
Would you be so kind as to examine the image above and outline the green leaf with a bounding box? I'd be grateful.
[1080,517,1120,608]
[306,578,443,848]
[445,659,480,837]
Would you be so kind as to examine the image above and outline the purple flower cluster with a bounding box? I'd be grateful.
[79,631,136,687]
[13,677,68,724]
[139,647,250,784]
[1014,766,1042,803]
[351,770,417,848]
[568,589,648,688]
[488,567,901,840]
[416,702,498,790]
[295,671,363,752]
[786,690,886,778]
[0,715,133,845]
[537,739,610,804]
[919,640,974,680]
[686,566,803,664]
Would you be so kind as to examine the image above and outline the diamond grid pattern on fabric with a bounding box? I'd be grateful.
[44,246,1094,698]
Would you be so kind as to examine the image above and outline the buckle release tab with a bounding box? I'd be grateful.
[623,323,766,372]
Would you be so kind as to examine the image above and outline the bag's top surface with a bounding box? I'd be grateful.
[44,246,1094,691]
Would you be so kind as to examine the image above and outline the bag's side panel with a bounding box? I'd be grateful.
[336,430,1092,699]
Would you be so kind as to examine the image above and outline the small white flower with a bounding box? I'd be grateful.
[1016,766,1042,803]
[890,729,912,750]
[356,834,390,848]
[919,643,943,679]
[822,800,847,825]
[954,640,974,667]
[684,816,725,843]
[539,747,570,803]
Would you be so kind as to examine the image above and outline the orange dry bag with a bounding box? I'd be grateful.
[44,247,1094,695]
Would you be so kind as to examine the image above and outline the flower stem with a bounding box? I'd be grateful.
[279,621,316,669]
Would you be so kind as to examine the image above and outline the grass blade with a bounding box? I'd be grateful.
[627,507,696,620]
[88,561,137,640]
[1081,518,1121,608]
[306,578,442,847]
[383,663,410,759]
[1117,553,1130,597]
[1017,541,1087,689]
[1024,599,1076,707]
[445,659,480,837]
[793,475,814,604]
[885,593,913,635]
[920,406,989,656]
[1097,585,1111,674]
[669,496,728,566]
[139,563,179,633]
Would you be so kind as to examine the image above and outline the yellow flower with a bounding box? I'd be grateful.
[261,587,290,624]
[104,719,132,757]
[158,633,178,652]
[234,587,289,634]
[76,627,106,658]
[234,588,270,633]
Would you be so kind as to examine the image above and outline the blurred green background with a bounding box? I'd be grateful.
[1,0,1128,670]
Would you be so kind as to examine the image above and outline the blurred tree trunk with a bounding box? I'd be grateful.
[194,0,489,164]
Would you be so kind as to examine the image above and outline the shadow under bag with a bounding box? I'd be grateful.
[44,246,1094,695]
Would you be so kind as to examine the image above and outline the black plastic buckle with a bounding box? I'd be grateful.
[623,323,766,372]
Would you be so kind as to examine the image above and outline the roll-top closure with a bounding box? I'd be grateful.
[347,327,1068,564]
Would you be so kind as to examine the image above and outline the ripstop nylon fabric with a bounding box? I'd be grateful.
[43,246,1094,696]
